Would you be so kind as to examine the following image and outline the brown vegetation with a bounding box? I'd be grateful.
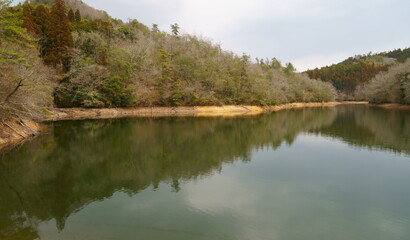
[356,60,410,104]
[1,0,337,122]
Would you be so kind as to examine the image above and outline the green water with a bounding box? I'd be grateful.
[0,105,409,240]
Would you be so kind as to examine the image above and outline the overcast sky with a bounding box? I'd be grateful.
[16,0,410,71]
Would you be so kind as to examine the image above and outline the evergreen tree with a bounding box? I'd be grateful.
[74,9,81,23]
[284,62,296,75]
[67,8,75,22]
[237,54,251,102]
[171,23,179,36]
[157,49,173,105]
[45,0,73,72]
[32,5,51,59]
[271,57,282,69]
[22,3,38,36]
[152,23,159,33]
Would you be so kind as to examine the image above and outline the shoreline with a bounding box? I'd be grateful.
[44,102,344,121]
[0,101,374,152]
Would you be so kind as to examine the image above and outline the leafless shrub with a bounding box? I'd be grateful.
[0,46,55,120]
[361,60,410,104]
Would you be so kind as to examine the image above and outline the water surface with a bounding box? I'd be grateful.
[1,105,409,240]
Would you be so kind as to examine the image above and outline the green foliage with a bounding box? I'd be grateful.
[72,31,106,60]
[0,48,28,65]
[171,23,179,36]
[107,47,138,78]
[271,58,282,69]
[152,23,159,33]
[74,9,81,22]
[54,62,134,108]
[129,19,149,36]
[0,0,34,65]
[378,48,410,63]
[116,19,149,41]
[0,1,55,120]
[67,8,75,22]
[101,76,135,107]
[343,48,410,64]
[156,49,176,105]
[71,19,113,38]
[284,62,296,76]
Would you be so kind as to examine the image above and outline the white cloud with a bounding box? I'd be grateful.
[177,0,260,36]
[292,53,350,71]
[176,0,337,38]
[185,174,258,216]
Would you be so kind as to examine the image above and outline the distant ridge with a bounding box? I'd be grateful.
[305,47,410,96]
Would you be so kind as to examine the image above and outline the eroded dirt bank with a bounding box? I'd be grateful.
[0,119,41,151]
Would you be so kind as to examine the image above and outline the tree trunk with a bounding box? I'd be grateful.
[3,79,23,103]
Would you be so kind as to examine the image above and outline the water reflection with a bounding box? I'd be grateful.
[0,105,409,239]
[311,105,410,154]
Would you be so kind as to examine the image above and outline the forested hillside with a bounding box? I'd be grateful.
[305,48,410,100]
[0,0,336,120]
[2,0,408,122]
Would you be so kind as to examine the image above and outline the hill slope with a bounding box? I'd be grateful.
[305,48,410,99]
[0,0,336,120]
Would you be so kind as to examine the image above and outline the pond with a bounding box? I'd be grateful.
[0,105,409,240]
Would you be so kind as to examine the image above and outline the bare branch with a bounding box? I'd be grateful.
[3,79,24,103]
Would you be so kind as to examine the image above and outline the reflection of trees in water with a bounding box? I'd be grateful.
[0,108,336,239]
[0,106,408,239]
[310,105,410,155]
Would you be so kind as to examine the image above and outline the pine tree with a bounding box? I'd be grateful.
[157,49,183,106]
[67,8,75,22]
[157,49,173,105]
[284,62,296,75]
[45,0,73,72]
[22,3,38,36]
[74,9,81,23]
[170,23,179,36]
[32,5,51,59]
[152,24,159,33]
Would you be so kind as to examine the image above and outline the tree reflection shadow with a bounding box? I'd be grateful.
[0,105,408,239]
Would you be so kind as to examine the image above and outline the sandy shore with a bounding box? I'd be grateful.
[44,102,342,121]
